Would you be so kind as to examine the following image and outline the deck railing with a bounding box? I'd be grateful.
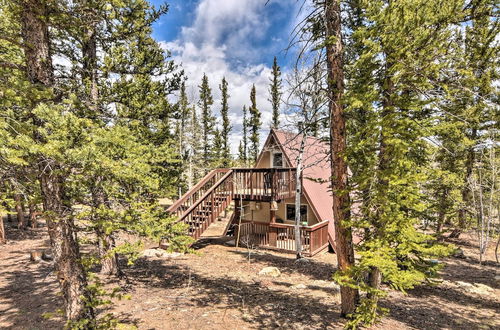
[232,167,297,201]
[234,219,329,256]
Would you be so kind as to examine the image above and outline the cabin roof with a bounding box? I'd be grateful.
[260,129,333,223]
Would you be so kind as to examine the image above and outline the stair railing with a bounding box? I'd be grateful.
[167,168,230,218]
[176,170,234,239]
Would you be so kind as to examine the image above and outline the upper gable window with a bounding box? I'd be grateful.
[272,152,283,167]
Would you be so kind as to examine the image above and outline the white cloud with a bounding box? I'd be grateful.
[159,0,298,155]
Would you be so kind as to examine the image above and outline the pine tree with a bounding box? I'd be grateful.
[188,105,205,183]
[239,105,249,165]
[219,77,232,167]
[323,0,359,317]
[339,0,459,325]
[248,85,261,163]
[176,80,191,192]
[6,0,96,322]
[448,0,498,238]
[212,127,224,167]
[1,0,189,324]
[198,74,215,168]
[269,56,282,129]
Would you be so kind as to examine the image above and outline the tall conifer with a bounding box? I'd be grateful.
[219,77,232,167]
[198,74,215,168]
[248,85,261,163]
[269,56,282,129]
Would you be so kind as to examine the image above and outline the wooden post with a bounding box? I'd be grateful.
[250,169,253,199]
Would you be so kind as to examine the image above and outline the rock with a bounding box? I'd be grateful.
[470,283,494,295]
[164,252,183,258]
[142,248,183,258]
[495,275,500,284]
[292,283,307,290]
[258,266,281,277]
[142,248,164,258]
[452,248,466,259]
[456,281,494,296]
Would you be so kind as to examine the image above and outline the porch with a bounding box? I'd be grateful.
[230,219,329,257]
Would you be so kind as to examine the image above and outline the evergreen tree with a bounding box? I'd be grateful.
[239,105,249,165]
[269,56,282,129]
[188,105,205,183]
[212,127,224,167]
[198,74,215,168]
[0,0,189,325]
[323,0,359,317]
[176,80,191,192]
[248,85,261,163]
[219,77,232,167]
[339,0,459,325]
[447,0,498,238]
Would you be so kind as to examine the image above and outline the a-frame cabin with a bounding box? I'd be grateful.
[167,129,334,256]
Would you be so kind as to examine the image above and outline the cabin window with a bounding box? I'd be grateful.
[286,204,307,223]
[272,152,283,167]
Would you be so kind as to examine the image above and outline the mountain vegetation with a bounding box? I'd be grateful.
[0,0,497,328]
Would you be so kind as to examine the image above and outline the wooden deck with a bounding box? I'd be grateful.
[167,167,300,241]
[232,219,329,256]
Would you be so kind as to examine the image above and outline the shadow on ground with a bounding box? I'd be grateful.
[125,257,344,329]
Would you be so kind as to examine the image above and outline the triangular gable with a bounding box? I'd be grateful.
[255,129,333,224]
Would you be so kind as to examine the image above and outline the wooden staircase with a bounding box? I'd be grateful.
[167,167,298,240]
[167,169,234,239]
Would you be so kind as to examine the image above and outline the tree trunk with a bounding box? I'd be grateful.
[29,203,37,228]
[98,230,120,276]
[92,181,121,276]
[0,214,5,244]
[294,133,307,259]
[20,0,94,323]
[324,0,359,317]
[14,193,25,229]
[451,131,476,239]
[367,267,382,299]
[436,187,448,234]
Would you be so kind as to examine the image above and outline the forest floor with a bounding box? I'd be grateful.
[0,218,499,330]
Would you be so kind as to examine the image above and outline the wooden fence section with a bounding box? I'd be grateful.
[167,169,230,218]
[234,219,329,256]
[232,168,296,201]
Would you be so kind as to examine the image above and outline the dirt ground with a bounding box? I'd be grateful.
[0,219,499,330]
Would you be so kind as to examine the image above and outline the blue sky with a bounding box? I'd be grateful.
[148,0,302,152]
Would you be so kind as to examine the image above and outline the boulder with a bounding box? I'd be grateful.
[142,248,165,258]
[142,248,183,258]
[258,266,281,277]
[292,283,307,290]
[456,281,494,296]
[164,252,183,258]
